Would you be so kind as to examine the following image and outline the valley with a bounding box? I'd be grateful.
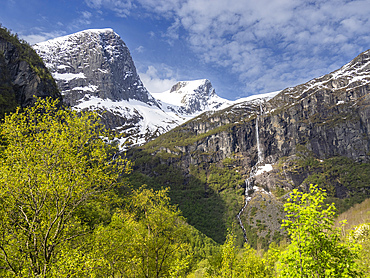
[1,24,370,276]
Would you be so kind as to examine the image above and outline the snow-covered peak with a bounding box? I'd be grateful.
[170,79,214,95]
[278,48,370,102]
[153,79,232,116]
[34,28,157,106]
[34,28,116,47]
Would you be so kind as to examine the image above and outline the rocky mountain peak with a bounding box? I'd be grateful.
[33,28,157,107]
[154,79,229,115]
[169,79,215,100]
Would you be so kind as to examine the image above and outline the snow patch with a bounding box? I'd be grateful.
[53,72,86,81]
[57,65,70,70]
[255,164,273,176]
[74,96,180,148]
[72,84,99,92]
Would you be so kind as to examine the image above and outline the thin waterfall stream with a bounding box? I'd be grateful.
[237,104,263,243]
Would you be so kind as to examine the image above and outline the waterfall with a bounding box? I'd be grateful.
[256,115,263,164]
[237,104,263,243]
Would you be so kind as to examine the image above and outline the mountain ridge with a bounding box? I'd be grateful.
[33,28,277,146]
[129,47,370,246]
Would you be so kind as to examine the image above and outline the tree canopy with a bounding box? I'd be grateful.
[279,184,362,278]
[0,98,130,277]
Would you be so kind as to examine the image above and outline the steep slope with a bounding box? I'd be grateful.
[153,79,278,122]
[33,29,178,145]
[129,49,370,246]
[34,28,155,106]
[0,26,61,118]
[34,30,274,146]
[128,92,279,244]
[153,79,232,119]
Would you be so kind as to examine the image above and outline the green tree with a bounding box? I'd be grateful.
[207,231,276,278]
[219,232,237,278]
[279,184,362,277]
[92,187,192,278]
[0,98,130,277]
[349,223,370,277]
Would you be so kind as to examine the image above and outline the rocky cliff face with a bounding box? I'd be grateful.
[0,27,61,117]
[153,49,370,169]
[33,29,180,145]
[131,49,370,246]
[261,49,370,164]
[34,29,156,107]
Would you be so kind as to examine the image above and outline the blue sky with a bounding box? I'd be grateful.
[1,0,370,100]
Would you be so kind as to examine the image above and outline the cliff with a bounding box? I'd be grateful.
[129,49,370,246]
[0,26,61,118]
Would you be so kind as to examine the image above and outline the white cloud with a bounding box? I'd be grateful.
[86,0,370,94]
[135,45,144,53]
[138,65,178,94]
[163,18,181,41]
[71,11,93,27]
[20,30,67,45]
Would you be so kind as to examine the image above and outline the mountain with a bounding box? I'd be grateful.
[129,48,370,246]
[33,28,156,106]
[33,29,180,146]
[0,26,61,118]
[153,79,232,118]
[154,79,278,121]
[33,29,277,146]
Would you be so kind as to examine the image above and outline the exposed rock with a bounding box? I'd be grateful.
[131,49,370,245]
[33,29,180,145]
[0,27,61,117]
[34,29,156,107]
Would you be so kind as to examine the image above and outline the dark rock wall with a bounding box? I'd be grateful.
[0,33,61,114]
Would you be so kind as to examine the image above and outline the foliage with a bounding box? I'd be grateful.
[348,223,370,277]
[0,98,130,277]
[129,148,245,244]
[205,231,278,277]
[279,184,362,277]
[277,153,370,214]
[91,186,192,278]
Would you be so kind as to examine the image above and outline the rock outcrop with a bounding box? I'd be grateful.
[34,29,179,145]
[0,27,61,117]
[34,29,156,107]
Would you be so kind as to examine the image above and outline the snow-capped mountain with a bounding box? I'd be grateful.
[33,28,277,147]
[154,79,278,122]
[33,29,180,146]
[153,79,232,116]
[34,29,157,106]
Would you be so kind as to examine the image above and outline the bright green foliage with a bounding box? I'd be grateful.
[207,232,276,278]
[279,184,362,277]
[234,245,277,278]
[0,98,130,277]
[219,233,238,277]
[349,223,370,277]
[92,187,192,278]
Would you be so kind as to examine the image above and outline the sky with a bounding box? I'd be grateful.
[1,0,370,100]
